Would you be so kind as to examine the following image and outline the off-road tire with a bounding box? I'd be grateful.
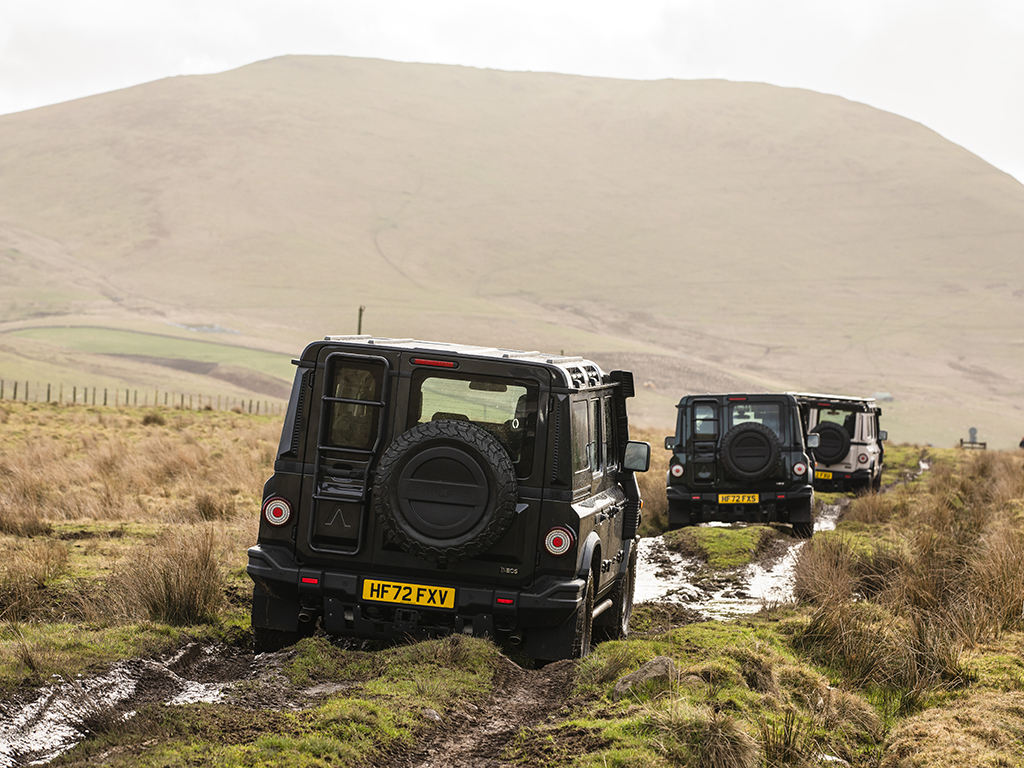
[596,548,636,641]
[811,422,851,465]
[572,570,596,658]
[721,422,782,481]
[373,420,517,563]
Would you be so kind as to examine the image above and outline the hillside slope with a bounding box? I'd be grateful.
[1,55,1022,444]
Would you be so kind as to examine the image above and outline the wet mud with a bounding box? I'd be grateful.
[1,508,840,765]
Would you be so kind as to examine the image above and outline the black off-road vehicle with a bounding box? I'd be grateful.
[664,393,817,538]
[247,336,650,661]
[788,393,887,492]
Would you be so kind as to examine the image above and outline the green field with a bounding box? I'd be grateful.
[8,326,293,380]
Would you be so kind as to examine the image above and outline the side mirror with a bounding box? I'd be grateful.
[878,430,887,441]
[806,434,820,449]
[664,436,675,451]
[623,441,651,472]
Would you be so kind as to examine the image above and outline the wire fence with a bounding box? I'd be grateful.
[0,379,285,415]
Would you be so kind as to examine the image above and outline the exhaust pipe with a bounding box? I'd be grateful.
[298,610,316,623]
[508,630,523,646]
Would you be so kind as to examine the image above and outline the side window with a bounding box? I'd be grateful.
[603,397,616,471]
[323,359,385,451]
[590,399,602,474]
[693,402,718,436]
[571,400,590,474]
[571,399,595,493]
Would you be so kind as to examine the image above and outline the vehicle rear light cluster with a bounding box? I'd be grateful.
[858,454,868,464]
[670,464,684,477]
[793,462,807,475]
[544,526,575,556]
[262,497,292,526]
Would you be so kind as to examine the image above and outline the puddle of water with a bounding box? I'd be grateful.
[634,503,841,620]
[0,646,228,767]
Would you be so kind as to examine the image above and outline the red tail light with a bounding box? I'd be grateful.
[544,526,575,556]
[262,497,292,526]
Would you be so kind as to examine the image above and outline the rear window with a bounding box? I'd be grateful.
[323,360,386,452]
[409,372,539,476]
[818,408,858,437]
[728,402,783,440]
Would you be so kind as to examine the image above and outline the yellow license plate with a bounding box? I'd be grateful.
[718,494,759,504]
[815,470,833,480]
[361,579,456,609]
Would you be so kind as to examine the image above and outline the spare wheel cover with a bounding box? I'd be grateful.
[373,420,517,562]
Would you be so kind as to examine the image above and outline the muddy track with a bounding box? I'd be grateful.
[386,657,575,768]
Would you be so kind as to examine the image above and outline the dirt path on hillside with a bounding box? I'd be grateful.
[384,657,575,768]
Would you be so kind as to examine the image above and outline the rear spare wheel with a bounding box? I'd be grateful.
[373,420,517,562]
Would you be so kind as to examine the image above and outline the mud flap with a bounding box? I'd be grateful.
[252,586,300,632]
[522,612,579,661]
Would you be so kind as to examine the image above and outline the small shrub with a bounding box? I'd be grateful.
[142,411,166,426]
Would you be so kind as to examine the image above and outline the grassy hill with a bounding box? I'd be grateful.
[1,55,1022,445]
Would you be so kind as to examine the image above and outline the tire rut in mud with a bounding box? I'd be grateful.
[385,657,575,768]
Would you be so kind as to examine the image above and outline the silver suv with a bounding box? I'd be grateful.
[788,393,887,492]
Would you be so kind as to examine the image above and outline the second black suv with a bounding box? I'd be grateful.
[247,337,650,661]
[664,393,817,538]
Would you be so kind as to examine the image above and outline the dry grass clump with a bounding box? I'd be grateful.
[105,527,225,625]
[881,691,1024,768]
[844,491,897,524]
[0,538,69,621]
[645,701,760,768]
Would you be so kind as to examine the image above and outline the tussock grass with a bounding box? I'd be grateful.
[106,527,225,625]
[644,700,760,768]
[0,538,69,621]
[791,447,1024,766]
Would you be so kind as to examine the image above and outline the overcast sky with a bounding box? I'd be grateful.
[1,0,1022,183]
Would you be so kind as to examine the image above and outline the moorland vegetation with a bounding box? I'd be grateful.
[1,403,1023,767]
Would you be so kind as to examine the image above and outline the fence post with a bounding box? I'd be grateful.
[125,389,129,407]
[103,388,107,406]
[47,383,51,403]
[248,399,253,413]
[134,390,137,406]
[1,380,4,399]
[25,381,29,402]
[13,382,18,401]
[59,384,63,404]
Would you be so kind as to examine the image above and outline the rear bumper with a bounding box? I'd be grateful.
[666,486,813,527]
[812,468,873,492]
[247,544,583,642]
